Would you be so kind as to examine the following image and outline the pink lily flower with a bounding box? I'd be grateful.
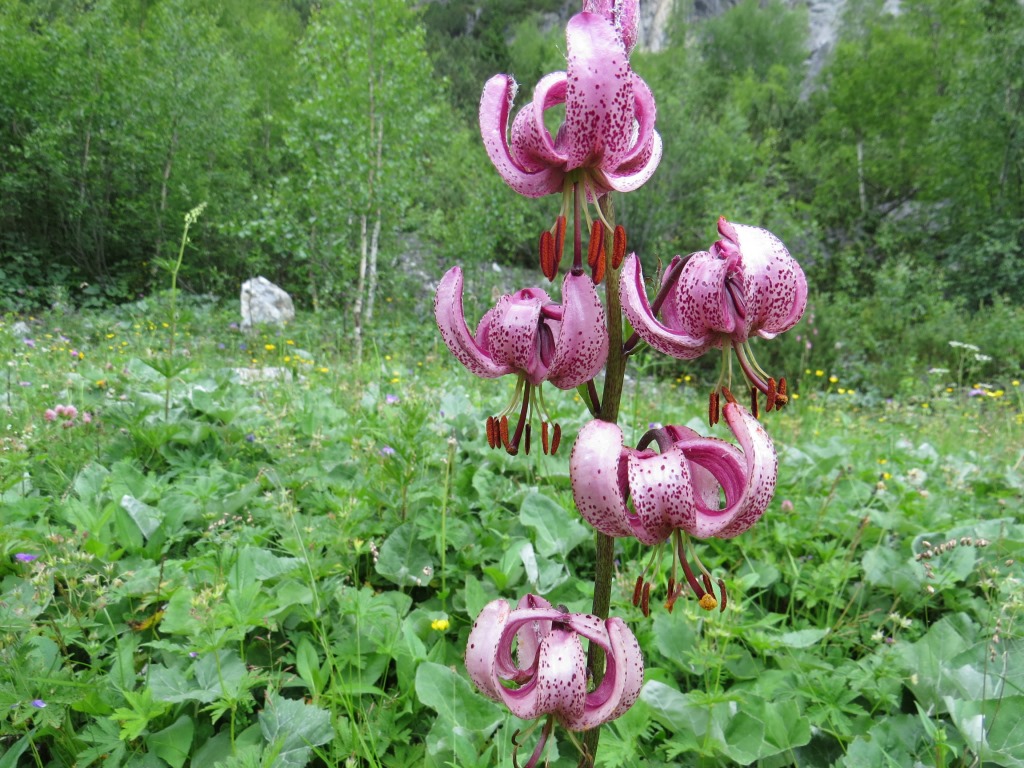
[479,9,661,200]
[434,266,607,454]
[621,217,807,414]
[570,400,777,612]
[466,594,643,763]
[570,401,776,543]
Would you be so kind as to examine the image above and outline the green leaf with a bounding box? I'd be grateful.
[375,522,435,587]
[0,732,33,768]
[120,494,164,540]
[193,651,249,702]
[779,628,830,648]
[946,696,1024,767]
[258,692,334,768]
[415,661,503,732]
[519,491,589,558]
[147,715,194,768]
[148,664,201,704]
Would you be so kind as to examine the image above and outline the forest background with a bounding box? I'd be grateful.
[1,0,1023,393]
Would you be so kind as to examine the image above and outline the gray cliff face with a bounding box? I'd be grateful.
[638,0,852,57]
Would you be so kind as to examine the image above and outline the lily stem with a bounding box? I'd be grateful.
[579,193,625,768]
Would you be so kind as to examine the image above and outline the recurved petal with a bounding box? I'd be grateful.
[512,594,553,674]
[570,420,635,538]
[664,433,746,537]
[625,445,688,545]
[435,267,516,379]
[502,625,586,723]
[670,250,738,341]
[582,0,639,53]
[485,287,550,383]
[480,74,564,197]
[510,72,569,172]
[564,13,634,170]
[563,615,643,730]
[546,272,609,389]
[713,402,778,538]
[465,599,510,702]
[620,254,713,360]
[731,223,808,340]
[603,73,660,186]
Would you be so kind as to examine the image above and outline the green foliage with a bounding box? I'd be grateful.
[1,301,1021,766]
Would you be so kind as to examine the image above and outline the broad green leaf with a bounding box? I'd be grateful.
[376,523,434,587]
[148,665,201,704]
[120,495,163,540]
[519,491,589,558]
[414,661,503,733]
[147,714,194,768]
[258,692,333,768]
[779,628,830,648]
[193,651,248,701]
[946,695,1024,767]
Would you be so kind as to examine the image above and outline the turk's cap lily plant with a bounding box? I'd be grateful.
[466,594,643,733]
[479,8,661,200]
[569,400,777,545]
[621,217,807,412]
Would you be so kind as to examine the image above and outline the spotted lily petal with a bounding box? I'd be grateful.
[570,403,777,543]
[564,613,644,730]
[673,219,807,345]
[434,267,516,379]
[465,599,510,702]
[480,75,565,197]
[620,253,714,359]
[486,286,552,384]
[546,272,609,389]
[465,595,643,731]
[563,12,635,171]
[583,0,639,53]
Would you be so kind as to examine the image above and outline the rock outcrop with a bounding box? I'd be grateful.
[240,276,295,331]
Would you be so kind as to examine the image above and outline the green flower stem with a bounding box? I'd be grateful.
[579,194,624,768]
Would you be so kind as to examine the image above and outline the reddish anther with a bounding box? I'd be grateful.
[766,377,777,412]
[632,575,643,606]
[539,230,558,281]
[524,423,532,455]
[587,221,606,284]
[708,390,720,427]
[721,386,737,405]
[486,416,498,448]
[640,581,651,618]
[550,424,562,455]
[500,416,511,453]
[718,578,728,612]
[750,387,760,419]
[612,225,627,269]
[541,421,550,455]
[701,572,714,595]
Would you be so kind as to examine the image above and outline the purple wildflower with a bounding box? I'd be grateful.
[385,394,400,405]
[14,553,39,563]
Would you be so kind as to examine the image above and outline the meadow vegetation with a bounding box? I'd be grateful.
[1,282,1022,766]
[2,0,1024,765]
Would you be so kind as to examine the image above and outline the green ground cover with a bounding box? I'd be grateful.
[1,300,1022,768]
